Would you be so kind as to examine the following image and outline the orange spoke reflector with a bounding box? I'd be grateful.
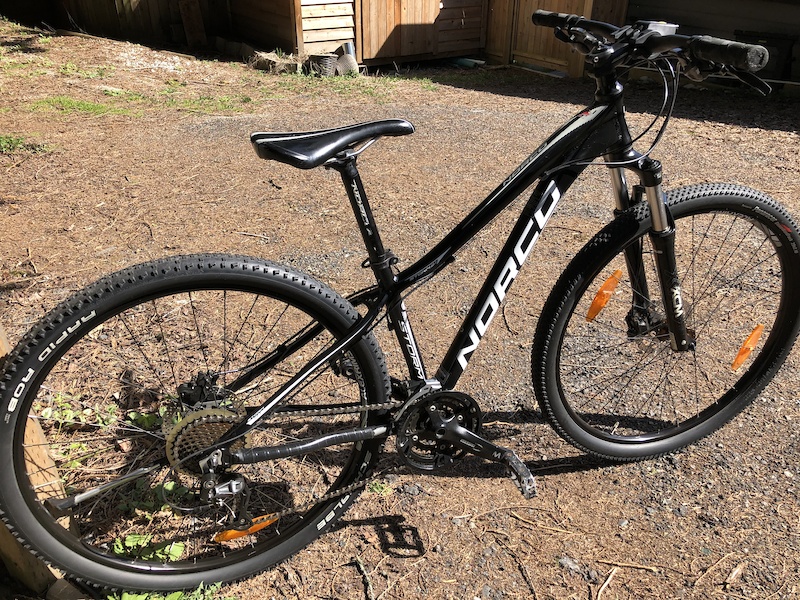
[732,324,764,371]
[213,513,280,542]
[586,269,623,322]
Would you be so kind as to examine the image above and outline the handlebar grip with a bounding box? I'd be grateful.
[532,9,620,40]
[532,9,580,29]
[689,36,769,72]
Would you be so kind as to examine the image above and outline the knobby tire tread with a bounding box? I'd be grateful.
[532,184,800,461]
[0,254,390,591]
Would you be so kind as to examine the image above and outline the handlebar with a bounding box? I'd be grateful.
[532,9,769,74]
[688,36,768,72]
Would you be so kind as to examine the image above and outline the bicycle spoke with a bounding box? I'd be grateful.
[543,195,795,450]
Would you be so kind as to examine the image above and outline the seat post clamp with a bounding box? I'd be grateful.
[362,250,399,271]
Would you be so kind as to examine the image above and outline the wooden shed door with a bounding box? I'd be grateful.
[511,0,594,76]
[360,0,439,59]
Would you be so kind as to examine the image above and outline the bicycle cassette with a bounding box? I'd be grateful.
[395,391,482,471]
[166,408,251,475]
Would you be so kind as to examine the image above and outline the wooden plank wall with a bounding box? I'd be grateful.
[61,0,189,44]
[629,0,800,38]
[361,0,397,59]
[399,0,438,57]
[361,0,487,61]
[628,0,799,81]
[486,0,625,70]
[591,0,627,25]
[301,0,357,55]
[485,0,515,63]
[512,0,593,75]
[61,0,299,53]
[228,0,295,50]
[437,0,487,54]
[59,0,492,63]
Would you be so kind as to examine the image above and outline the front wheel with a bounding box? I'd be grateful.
[532,184,800,461]
[0,254,390,591]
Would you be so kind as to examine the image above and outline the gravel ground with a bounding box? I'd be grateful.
[1,19,799,599]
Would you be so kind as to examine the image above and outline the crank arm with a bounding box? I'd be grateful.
[435,418,536,499]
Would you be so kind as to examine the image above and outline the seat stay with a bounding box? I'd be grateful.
[251,119,414,169]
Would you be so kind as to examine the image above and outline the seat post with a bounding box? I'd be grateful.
[334,157,396,288]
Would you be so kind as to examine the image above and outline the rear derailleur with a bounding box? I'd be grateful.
[197,452,278,541]
[394,390,536,499]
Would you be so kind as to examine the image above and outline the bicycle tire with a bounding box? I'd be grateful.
[532,183,800,461]
[0,254,390,591]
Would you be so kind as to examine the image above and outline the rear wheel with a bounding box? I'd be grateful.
[0,254,389,591]
[533,184,800,460]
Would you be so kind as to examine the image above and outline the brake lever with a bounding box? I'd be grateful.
[730,68,772,96]
[678,53,772,97]
[556,26,602,56]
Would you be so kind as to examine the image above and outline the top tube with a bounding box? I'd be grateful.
[394,101,625,291]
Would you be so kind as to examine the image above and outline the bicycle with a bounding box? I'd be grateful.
[1,9,798,592]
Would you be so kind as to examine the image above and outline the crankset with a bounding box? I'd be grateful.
[395,391,536,499]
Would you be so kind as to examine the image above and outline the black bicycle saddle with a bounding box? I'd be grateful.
[251,119,415,169]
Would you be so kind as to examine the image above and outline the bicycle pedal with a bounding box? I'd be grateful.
[502,451,537,499]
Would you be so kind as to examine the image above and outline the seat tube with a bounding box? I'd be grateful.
[336,158,395,288]
[335,158,429,379]
[637,158,693,352]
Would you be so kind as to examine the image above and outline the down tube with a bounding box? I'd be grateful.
[436,172,580,388]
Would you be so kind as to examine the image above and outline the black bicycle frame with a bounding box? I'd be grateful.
[219,82,687,449]
[375,101,631,388]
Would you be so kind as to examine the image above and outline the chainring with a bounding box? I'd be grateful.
[395,391,482,471]
[165,408,251,475]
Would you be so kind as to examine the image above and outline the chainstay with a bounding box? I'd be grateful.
[226,400,404,526]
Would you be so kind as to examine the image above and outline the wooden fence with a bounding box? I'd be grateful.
[58,0,488,63]
[486,0,628,74]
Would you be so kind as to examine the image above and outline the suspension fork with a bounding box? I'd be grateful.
[608,165,653,320]
[614,157,693,351]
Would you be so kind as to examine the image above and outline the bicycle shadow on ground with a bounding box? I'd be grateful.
[430,452,604,483]
[330,410,605,562]
[333,515,425,558]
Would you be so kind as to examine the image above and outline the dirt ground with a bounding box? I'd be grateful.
[1,18,800,600]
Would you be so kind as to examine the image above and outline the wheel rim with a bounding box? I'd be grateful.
[556,206,790,445]
[15,283,377,576]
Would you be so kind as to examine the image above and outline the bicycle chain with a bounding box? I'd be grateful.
[220,398,404,529]
[263,471,388,523]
